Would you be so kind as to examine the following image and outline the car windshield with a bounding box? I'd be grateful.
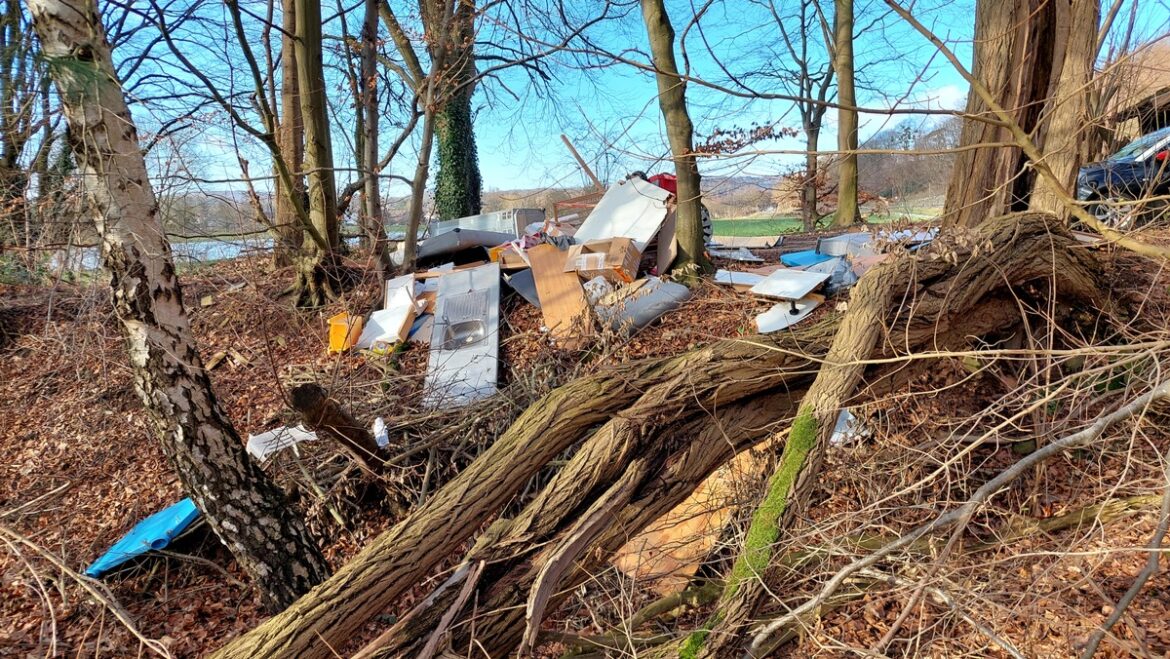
[1111,126,1170,161]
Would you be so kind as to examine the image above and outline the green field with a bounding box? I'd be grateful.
[711,210,940,237]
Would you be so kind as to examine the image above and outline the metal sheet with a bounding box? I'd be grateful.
[422,262,501,409]
[430,208,545,237]
[749,268,830,300]
[503,269,541,308]
[573,178,671,250]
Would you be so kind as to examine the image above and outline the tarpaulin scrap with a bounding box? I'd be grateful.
[85,498,201,578]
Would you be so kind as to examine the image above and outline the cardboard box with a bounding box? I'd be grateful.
[563,237,641,284]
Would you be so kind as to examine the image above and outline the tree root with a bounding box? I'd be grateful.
[215,213,1105,659]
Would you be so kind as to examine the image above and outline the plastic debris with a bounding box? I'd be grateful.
[85,499,201,578]
[373,417,389,448]
[756,297,821,332]
[246,425,319,461]
[594,276,691,334]
[780,249,834,267]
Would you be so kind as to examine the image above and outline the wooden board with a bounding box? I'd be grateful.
[528,244,591,342]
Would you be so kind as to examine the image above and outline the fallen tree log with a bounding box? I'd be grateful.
[214,213,1103,659]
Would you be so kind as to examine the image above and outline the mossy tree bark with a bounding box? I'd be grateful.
[27,0,328,611]
[640,0,712,276]
[215,213,1102,658]
[423,0,482,221]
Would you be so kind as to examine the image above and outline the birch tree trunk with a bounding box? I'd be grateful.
[832,0,859,227]
[640,0,712,276]
[25,0,328,612]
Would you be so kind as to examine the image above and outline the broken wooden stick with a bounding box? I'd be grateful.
[289,383,384,473]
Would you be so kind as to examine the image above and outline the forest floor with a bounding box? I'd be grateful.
[2,233,1170,657]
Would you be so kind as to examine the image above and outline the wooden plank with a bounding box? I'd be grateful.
[527,244,591,343]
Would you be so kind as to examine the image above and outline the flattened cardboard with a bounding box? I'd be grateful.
[563,237,640,284]
[528,244,591,341]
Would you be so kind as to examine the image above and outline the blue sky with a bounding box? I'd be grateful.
[126,0,1170,204]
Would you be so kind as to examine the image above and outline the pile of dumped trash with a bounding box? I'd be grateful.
[330,177,940,412]
[82,177,940,582]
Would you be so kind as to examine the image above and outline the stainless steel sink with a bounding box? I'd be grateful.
[441,319,486,350]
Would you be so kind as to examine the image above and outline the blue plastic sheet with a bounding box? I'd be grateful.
[780,249,833,268]
[85,498,201,578]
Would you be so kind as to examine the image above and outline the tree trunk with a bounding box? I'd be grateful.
[425,0,482,221]
[1029,0,1101,218]
[360,0,391,273]
[944,0,1057,227]
[273,0,305,268]
[214,213,1102,658]
[26,0,328,612]
[802,125,820,231]
[832,0,859,227]
[640,0,712,277]
[292,0,341,306]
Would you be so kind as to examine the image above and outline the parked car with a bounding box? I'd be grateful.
[1077,125,1170,228]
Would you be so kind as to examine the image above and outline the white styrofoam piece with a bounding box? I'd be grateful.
[246,425,318,461]
[383,273,415,310]
[749,268,830,300]
[755,297,821,333]
[355,302,413,350]
[422,262,501,409]
[572,178,671,250]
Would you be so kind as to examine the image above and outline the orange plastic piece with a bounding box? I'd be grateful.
[327,312,362,353]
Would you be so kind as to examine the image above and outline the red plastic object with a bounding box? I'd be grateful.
[646,172,677,195]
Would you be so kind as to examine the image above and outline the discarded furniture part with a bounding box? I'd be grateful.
[797,255,858,296]
[503,269,541,308]
[594,276,691,334]
[430,208,544,238]
[612,440,772,595]
[246,425,319,461]
[818,232,876,257]
[749,268,831,301]
[552,189,605,224]
[708,246,763,262]
[714,269,764,291]
[780,249,834,268]
[572,178,672,250]
[564,237,642,284]
[328,312,363,353]
[528,243,592,342]
[422,262,502,409]
[488,242,532,269]
[756,297,821,332]
[85,499,201,578]
[710,235,783,249]
[416,229,515,261]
